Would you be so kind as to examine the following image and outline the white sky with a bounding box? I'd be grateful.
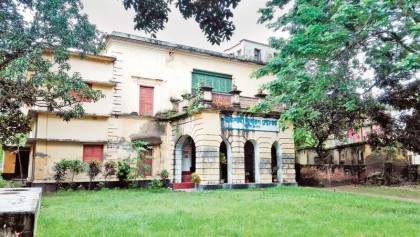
[81,0,277,52]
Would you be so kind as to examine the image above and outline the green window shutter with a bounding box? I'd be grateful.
[191,69,232,94]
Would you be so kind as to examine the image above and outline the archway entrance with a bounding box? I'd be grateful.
[244,141,255,183]
[174,135,196,183]
[219,142,228,183]
[272,142,282,183]
[271,145,278,182]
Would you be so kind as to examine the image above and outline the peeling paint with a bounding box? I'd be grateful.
[34,152,49,159]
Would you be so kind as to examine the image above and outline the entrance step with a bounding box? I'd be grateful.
[173,182,195,190]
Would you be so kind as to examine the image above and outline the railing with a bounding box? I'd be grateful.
[171,84,285,113]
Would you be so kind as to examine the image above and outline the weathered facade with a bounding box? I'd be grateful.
[2,32,296,189]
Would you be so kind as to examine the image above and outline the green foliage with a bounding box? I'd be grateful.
[191,172,201,185]
[53,160,72,187]
[256,0,419,155]
[188,84,204,115]
[148,179,163,189]
[0,0,105,145]
[103,160,117,186]
[122,0,241,45]
[96,182,105,191]
[130,140,152,180]
[0,172,10,188]
[87,159,102,190]
[68,160,87,183]
[159,169,169,180]
[117,160,131,188]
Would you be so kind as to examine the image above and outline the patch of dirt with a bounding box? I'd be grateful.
[321,185,420,204]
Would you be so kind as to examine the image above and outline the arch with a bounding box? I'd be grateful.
[174,135,196,183]
[219,139,232,183]
[272,141,283,183]
[244,140,260,183]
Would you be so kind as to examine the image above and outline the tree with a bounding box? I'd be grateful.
[87,159,102,190]
[256,0,419,154]
[0,0,105,145]
[122,0,241,45]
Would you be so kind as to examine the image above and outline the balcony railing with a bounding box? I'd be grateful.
[171,84,285,113]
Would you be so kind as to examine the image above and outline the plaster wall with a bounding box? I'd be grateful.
[35,114,108,142]
[105,40,276,115]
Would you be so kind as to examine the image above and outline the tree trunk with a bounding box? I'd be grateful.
[16,148,24,184]
[325,164,332,187]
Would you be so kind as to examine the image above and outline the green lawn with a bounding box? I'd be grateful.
[37,187,420,237]
[358,185,420,199]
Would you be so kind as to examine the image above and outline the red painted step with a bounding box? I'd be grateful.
[172,182,195,189]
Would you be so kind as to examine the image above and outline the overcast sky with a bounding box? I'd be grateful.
[81,0,276,52]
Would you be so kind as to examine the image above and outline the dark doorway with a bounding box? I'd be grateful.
[244,141,255,183]
[219,142,228,183]
[14,150,30,179]
[271,145,278,182]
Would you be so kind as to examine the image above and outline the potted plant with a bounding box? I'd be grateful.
[219,153,227,184]
[191,172,201,189]
[159,169,169,188]
[245,172,250,183]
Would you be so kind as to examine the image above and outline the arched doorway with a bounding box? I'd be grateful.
[244,141,255,183]
[272,142,282,183]
[271,145,278,182]
[174,135,196,183]
[219,142,228,183]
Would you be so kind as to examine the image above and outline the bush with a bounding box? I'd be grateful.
[191,172,201,185]
[68,160,87,183]
[53,160,72,188]
[104,160,117,187]
[160,169,169,180]
[117,160,131,188]
[149,179,163,189]
[88,159,102,190]
[0,172,10,188]
[96,182,105,191]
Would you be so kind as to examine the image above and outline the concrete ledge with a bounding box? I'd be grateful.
[197,182,298,191]
[0,188,42,237]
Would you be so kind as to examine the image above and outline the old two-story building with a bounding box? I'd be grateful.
[2,32,297,190]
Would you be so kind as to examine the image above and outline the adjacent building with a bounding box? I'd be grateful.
[2,32,297,190]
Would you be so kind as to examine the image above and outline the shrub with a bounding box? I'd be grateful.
[149,179,163,189]
[117,160,131,188]
[96,182,105,191]
[68,160,87,183]
[87,159,102,190]
[53,160,72,188]
[0,172,10,188]
[191,172,201,185]
[160,169,169,180]
[104,160,117,187]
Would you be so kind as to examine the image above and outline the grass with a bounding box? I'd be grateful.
[358,185,420,199]
[37,187,420,237]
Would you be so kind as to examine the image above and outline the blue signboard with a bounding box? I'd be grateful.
[221,115,279,132]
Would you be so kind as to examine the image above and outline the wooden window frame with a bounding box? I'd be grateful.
[83,144,104,163]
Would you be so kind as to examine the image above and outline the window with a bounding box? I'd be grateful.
[139,86,154,115]
[83,145,103,163]
[70,83,92,102]
[237,49,242,56]
[191,69,232,94]
[139,149,153,176]
[254,48,261,61]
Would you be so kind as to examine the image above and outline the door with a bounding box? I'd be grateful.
[139,86,154,115]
